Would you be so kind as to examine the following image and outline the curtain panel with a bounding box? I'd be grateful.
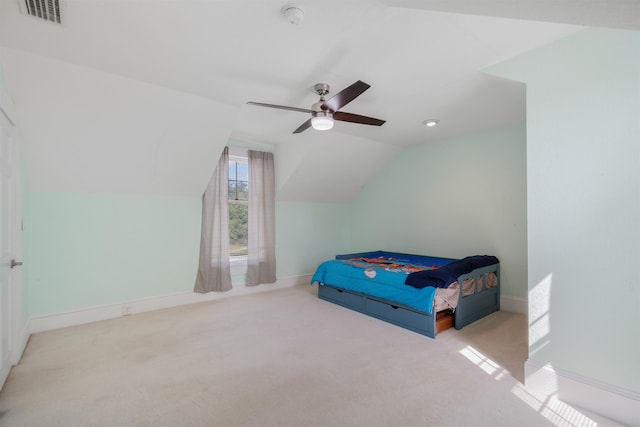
[194,147,232,293]
[247,150,277,286]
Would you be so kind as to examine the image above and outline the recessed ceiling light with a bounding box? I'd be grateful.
[422,119,440,127]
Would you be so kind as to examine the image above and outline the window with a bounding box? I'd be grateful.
[228,156,248,257]
[226,147,276,286]
[228,159,248,202]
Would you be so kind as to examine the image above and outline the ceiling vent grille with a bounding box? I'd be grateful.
[20,0,62,24]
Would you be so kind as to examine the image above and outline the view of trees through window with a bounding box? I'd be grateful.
[229,203,247,256]
[229,160,248,256]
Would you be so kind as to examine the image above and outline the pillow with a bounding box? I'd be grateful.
[404,255,498,289]
[465,255,499,269]
[404,259,470,289]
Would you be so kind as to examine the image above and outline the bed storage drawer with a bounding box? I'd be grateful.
[318,285,364,311]
[364,298,434,336]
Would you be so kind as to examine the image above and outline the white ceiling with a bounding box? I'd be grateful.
[0,0,637,200]
[3,0,629,149]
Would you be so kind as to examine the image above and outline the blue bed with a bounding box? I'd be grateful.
[311,250,500,338]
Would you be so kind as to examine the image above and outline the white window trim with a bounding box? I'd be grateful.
[228,148,248,280]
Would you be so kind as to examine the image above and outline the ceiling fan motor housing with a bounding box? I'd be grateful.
[311,101,325,112]
[314,83,330,97]
[312,110,332,119]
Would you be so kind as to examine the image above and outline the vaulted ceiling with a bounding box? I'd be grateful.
[0,1,637,200]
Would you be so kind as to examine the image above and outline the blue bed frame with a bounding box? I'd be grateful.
[315,251,500,338]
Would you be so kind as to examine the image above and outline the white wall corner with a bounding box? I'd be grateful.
[11,320,31,366]
[0,78,17,123]
[500,295,527,314]
[29,274,311,334]
[525,359,640,427]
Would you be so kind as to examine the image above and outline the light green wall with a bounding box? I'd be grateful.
[26,192,202,315]
[489,28,640,393]
[25,191,350,316]
[349,123,528,300]
[276,202,351,276]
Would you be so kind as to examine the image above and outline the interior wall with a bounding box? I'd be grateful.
[349,122,527,300]
[488,28,640,396]
[276,202,351,277]
[24,189,350,317]
[275,135,400,203]
[26,192,202,316]
[0,47,237,197]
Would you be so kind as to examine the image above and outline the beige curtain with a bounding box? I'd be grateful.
[194,147,232,293]
[247,150,276,286]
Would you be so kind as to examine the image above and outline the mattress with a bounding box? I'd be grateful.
[311,251,498,315]
[311,251,455,315]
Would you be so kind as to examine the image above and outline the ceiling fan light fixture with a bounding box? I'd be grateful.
[311,111,334,131]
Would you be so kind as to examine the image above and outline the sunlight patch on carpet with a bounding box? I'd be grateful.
[459,345,598,427]
[458,345,506,380]
[511,384,598,427]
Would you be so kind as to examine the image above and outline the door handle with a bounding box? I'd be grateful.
[10,259,23,268]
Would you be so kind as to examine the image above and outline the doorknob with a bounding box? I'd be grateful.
[10,259,23,268]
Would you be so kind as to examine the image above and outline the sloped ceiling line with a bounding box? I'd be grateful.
[2,1,632,200]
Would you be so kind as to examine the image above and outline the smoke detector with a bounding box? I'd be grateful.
[281,5,304,25]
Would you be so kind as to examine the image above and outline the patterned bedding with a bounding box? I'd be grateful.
[311,251,455,315]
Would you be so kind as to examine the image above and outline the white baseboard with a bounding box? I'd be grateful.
[525,359,640,427]
[500,295,527,314]
[30,274,311,334]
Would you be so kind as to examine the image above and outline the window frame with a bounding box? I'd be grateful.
[228,155,249,202]
[227,152,249,279]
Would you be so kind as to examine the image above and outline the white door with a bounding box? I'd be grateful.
[0,107,20,390]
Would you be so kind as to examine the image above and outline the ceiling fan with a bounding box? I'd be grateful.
[247,80,386,134]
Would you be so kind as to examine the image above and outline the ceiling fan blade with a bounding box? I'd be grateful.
[322,80,371,112]
[247,102,314,114]
[334,111,386,126]
[293,118,313,134]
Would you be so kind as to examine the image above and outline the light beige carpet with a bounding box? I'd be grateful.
[0,285,623,426]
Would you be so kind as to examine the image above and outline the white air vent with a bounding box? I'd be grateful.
[19,0,62,24]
